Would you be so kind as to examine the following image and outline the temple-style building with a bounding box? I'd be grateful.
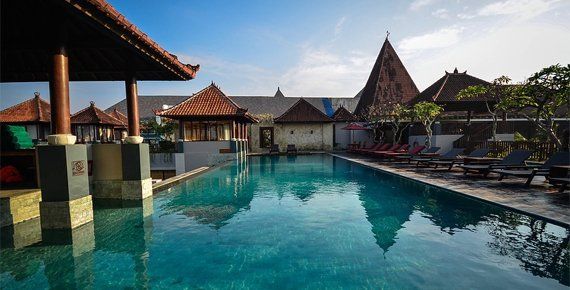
[71,102,124,143]
[157,84,257,171]
[353,37,420,118]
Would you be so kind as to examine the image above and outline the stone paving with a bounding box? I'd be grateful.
[331,153,570,227]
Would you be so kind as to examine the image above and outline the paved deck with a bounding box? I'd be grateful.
[331,153,570,227]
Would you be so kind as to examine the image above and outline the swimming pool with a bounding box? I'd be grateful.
[1,154,568,289]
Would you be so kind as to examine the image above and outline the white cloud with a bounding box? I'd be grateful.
[410,0,438,11]
[334,16,347,36]
[405,21,570,90]
[280,48,373,96]
[459,0,561,20]
[432,8,449,19]
[398,26,464,57]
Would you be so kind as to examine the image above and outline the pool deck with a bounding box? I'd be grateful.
[331,153,570,227]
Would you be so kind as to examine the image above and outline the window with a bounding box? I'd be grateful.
[183,121,232,141]
[260,127,274,148]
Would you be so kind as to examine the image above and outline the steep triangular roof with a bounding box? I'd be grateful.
[0,93,51,123]
[332,106,357,122]
[413,68,491,103]
[353,37,419,117]
[157,84,258,122]
[274,99,333,123]
[71,102,123,126]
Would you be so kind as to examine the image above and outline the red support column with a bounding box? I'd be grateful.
[125,75,142,144]
[48,44,74,145]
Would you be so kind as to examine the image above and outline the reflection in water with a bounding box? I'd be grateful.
[93,197,154,289]
[160,160,253,229]
[0,217,41,249]
[486,212,570,286]
[0,155,568,288]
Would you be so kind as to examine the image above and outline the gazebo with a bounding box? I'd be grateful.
[157,83,258,171]
[0,92,51,142]
[108,108,129,141]
[1,0,199,230]
[71,102,123,143]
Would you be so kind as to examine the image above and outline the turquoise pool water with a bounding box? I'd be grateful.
[1,154,568,289]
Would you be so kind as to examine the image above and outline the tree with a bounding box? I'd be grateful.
[457,76,514,142]
[412,101,443,148]
[360,103,387,142]
[387,103,413,144]
[497,64,569,148]
[141,118,177,141]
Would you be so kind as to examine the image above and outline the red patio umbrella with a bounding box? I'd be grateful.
[341,123,371,146]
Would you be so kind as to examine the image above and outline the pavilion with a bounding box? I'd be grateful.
[157,83,257,171]
[1,0,198,230]
[0,93,51,142]
[71,102,123,143]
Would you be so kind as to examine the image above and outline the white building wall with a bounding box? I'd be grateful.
[181,141,237,171]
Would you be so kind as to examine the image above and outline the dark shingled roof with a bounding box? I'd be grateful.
[0,93,51,123]
[332,107,357,122]
[106,96,187,120]
[354,38,419,117]
[274,99,333,123]
[231,88,330,117]
[72,102,123,126]
[414,69,491,103]
[105,87,360,120]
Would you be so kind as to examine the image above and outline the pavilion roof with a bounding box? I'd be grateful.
[1,0,199,82]
[0,93,51,123]
[108,108,128,128]
[413,69,491,103]
[353,37,419,117]
[332,106,357,122]
[157,84,258,123]
[71,102,123,126]
[274,99,333,123]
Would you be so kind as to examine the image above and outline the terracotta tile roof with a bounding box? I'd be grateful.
[71,101,123,126]
[332,106,357,122]
[69,0,199,80]
[354,38,420,117]
[108,108,128,128]
[0,93,51,123]
[274,99,333,123]
[414,69,491,103]
[157,84,258,123]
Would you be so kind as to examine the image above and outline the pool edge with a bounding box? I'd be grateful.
[330,153,570,228]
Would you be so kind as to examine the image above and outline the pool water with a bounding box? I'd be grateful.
[1,155,568,289]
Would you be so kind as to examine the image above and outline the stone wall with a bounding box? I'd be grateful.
[249,122,333,152]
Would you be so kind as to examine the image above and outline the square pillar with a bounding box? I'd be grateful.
[91,144,123,199]
[121,143,152,200]
[37,144,93,229]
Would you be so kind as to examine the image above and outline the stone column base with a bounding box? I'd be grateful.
[125,136,144,144]
[121,178,152,200]
[47,134,77,145]
[92,180,123,199]
[40,195,93,229]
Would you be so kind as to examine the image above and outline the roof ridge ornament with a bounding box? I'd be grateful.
[386,30,390,40]
[34,92,40,98]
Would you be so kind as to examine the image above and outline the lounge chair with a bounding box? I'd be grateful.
[367,144,400,156]
[286,144,298,155]
[360,143,391,155]
[384,145,425,161]
[491,151,570,186]
[428,148,490,170]
[458,150,534,177]
[372,144,409,158]
[269,144,280,155]
[394,146,440,163]
[413,148,465,167]
[349,141,372,153]
[355,143,383,154]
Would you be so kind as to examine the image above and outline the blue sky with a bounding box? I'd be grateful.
[1,0,569,112]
